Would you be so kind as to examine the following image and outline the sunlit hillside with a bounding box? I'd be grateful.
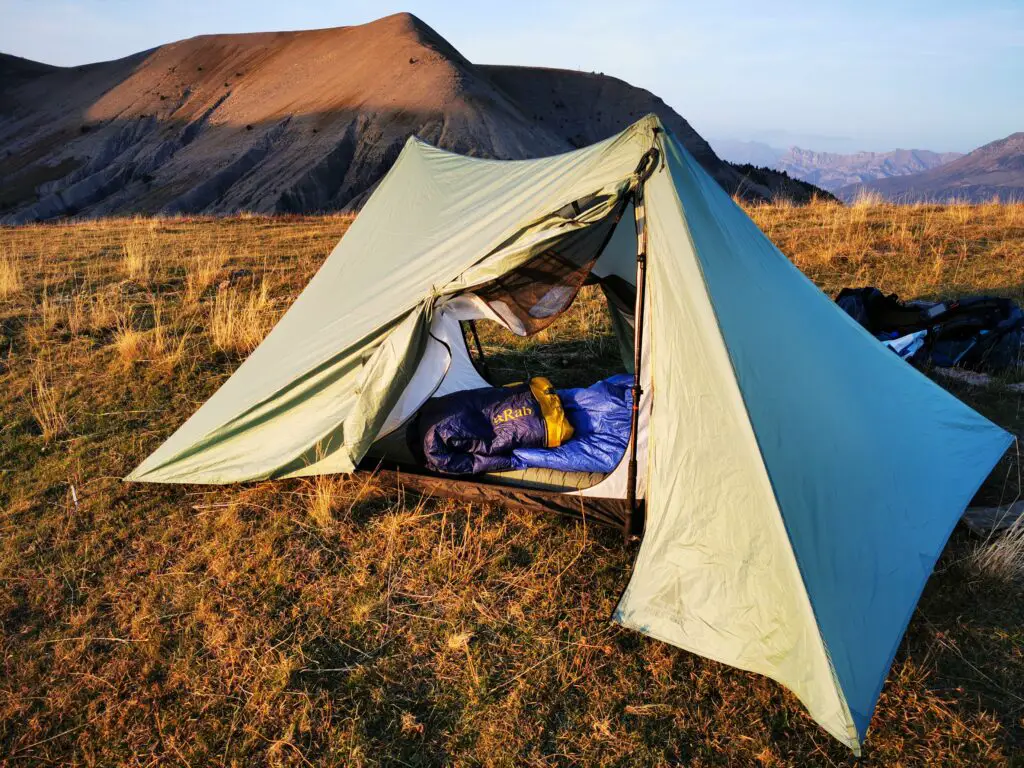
[2,200,1023,765]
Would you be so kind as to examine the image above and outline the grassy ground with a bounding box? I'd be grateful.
[1,201,1024,766]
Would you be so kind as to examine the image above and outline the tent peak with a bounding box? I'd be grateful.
[404,113,667,165]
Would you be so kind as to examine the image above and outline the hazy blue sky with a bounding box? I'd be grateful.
[1,0,1021,153]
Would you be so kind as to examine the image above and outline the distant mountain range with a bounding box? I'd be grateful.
[838,133,1024,203]
[713,133,1024,203]
[710,139,963,193]
[778,148,963,193]
[0,13,822,223]
[709,139,787,169]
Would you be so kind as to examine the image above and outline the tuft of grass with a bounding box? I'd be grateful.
[88,289,119,331]
[110,299,178,367]
[39,283,58,332]
[28,365,69,443]
[65,291,89,336]
[304,474,346,529]
[112,308,147,366]
[210,277,271,353]
[26,283,60,345]
[851,188,885,208]
[149,298,168,357]
[160,317,196,373]
[185,249,223,304]
[0,251,23,297]
[947,197,975,226]
[970,520,1024,583]
[122,233,152,282]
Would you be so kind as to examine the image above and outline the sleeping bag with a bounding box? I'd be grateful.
[512,374,633,474]
[419,377,573,475]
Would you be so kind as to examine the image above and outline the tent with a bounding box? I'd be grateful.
[128,115,1011,752]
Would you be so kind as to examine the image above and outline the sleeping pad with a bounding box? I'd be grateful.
[513,374,633,474]
[419,377,573,475]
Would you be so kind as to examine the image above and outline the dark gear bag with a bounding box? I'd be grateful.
[835,287,1024,371]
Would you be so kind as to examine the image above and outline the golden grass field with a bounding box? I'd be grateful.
[2,200,1024,766]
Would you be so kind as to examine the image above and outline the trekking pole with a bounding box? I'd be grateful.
[624,143,660,542]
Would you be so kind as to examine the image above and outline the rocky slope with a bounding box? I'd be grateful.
[838,133,1024,203]
[0,13,821,223]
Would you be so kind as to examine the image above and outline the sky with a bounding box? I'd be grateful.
[1,0,1021,153]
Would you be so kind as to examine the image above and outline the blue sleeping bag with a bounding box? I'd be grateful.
[512,374,633,474]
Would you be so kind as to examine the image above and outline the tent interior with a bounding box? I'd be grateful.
[360,190,652,532]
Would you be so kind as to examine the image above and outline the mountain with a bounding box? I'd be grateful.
[0,14,823,223]
[778,148,962,193]
[709,139,785,168]
[709,138,962,195]
[837,133,1024,203]
[0,52,57,82]
[484,67,722,168]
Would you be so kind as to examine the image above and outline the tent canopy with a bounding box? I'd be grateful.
[128,119,654,484]
[128,115,1011,753]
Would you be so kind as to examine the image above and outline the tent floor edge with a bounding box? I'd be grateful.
[355,460,643,535]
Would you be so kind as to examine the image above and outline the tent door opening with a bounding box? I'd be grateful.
[363,165,657,537]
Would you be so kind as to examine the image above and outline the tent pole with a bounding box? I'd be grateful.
[623,142,659,541]
[624,184,649,541]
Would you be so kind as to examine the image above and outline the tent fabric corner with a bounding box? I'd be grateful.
[613,135,860,747]
[614,126,1010,750]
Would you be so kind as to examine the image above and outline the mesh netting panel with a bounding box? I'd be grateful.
[473,212,621,336]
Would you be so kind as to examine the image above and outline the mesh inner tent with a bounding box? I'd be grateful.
[471,196,626,336]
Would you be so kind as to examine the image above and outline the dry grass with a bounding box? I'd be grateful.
[64,291,90,336]
[210,277,272,353]
[185,247,224,304]
[114,325,146,368]
[0,250,23,297]
[971,522,1024,583]
[746,199,1024,304]
[303,474,347,529]
[1,207,1023,766]
[851,188,886,209]
[121,231,152,282]
[87,288,120,332]
[38,282,58,332]
[27,363,69,443]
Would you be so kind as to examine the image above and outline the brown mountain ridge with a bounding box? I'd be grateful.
[0,13,823,222]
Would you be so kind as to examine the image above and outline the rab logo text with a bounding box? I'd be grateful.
[492,406,533,425]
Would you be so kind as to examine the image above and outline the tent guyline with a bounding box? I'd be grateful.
[127,115,1011,754]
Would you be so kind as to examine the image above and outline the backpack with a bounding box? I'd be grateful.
[835,287,1024,371]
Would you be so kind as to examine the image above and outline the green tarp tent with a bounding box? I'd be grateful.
[129,115,1011,752]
